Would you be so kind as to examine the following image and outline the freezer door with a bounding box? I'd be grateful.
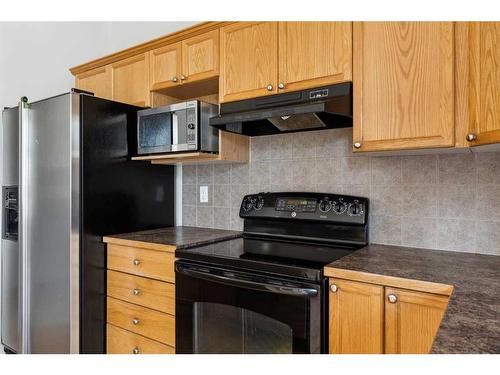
[1,106,21,353]
[21,93,80,353]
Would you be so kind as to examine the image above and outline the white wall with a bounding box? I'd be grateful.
[0,21,196,352]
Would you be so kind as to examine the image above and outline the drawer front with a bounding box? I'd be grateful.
[107,297,175,346]
[107,324,174,354]
[107,244,175,282]
[107,270,175,314]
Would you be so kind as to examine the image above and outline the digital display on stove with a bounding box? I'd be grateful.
[275,197,317,212]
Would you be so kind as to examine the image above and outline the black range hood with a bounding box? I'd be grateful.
[210,82,352,136]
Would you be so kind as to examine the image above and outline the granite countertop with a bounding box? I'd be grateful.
[324,244,500,354]
[103,226,242,251]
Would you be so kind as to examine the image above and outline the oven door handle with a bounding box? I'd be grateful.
[176,266,319,297]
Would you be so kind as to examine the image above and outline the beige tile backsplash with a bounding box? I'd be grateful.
[182,128,500,255]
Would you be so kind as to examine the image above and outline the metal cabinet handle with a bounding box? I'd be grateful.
[171,76,178,83]
[466,133,477,142]
[266,84,273,91]
[330,284,338,293]
[132,318,140,325]
[388,294,397,303]
[133,259,140,266]
[132,347,140,354]
[278,83,285,89]
[132,288,141,296]
[180,74,187,81]
[353,142,362,149]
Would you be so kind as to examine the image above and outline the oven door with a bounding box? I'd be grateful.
[175,261,323,354]
[137,106,191,154]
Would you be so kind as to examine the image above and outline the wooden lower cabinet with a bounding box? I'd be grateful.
[329,278,450,354]
[107,324,175,354]
[104,240,176,354]
[385,287,449,354]
[329,279,384,354]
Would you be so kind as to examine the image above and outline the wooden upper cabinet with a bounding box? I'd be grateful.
[75,66,112,100]
[468,22,500,146]
[150,30,219,92]
[353,22,455,152]
[278,22,352,92]
[329,279,384,354]
[219,22,278,103]
[150,42,182,91]
[111,53,150,107]
[182,29,219,83]
[385,288,449,354]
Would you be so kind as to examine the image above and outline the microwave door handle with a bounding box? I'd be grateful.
[172,111,178,145]
[176,266,318,297]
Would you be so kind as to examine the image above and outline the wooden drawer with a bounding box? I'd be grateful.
[107,244,175,282]
[107,324,174,354]
[107,270,175,315]
[107,297,175,346]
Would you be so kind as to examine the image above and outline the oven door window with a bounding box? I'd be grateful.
[139,112,172,148]
[193,302,293,354]
[176,263,322,354]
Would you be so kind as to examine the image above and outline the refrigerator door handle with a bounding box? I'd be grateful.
[18,96,30,354]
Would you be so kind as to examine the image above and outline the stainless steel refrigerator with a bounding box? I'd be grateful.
[1,90,175,354]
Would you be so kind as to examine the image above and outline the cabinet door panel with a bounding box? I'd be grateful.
[278,22,352,92]
[385,288,449,354]
[182,29,219,83]
[329,279,384,354]
[150,42,182,91]
[353,22,455,152]
[75,66,112,100]
[111,53,150,107]
[469,22,500,146]
[220,22,278,103]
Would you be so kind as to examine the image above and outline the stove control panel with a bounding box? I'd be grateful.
[240,192,368,225]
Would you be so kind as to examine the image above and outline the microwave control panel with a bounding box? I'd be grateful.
[186,107,197,149]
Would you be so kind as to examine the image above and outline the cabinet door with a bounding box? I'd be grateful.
[278,22,352,93]
[468,22,500,146]
[182,29,219,84]
[75,66,112,100]
[329,279,384,354]
[385,288,449,354]
[353,22,455,152]
[150,42,182,91]
[220,22,278,103]
[111,53,150,107]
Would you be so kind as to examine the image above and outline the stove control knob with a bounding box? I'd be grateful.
[318,198,332,213]
[332,200,347,214]
[255,195,264,210]
[348,201,363,216]
[242,196,254,212]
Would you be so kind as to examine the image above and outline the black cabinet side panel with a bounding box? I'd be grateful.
[80,95,175,353]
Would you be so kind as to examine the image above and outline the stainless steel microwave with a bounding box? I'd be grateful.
[136,100,219,155]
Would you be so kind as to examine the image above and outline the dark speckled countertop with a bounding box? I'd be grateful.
[324,244,500,354]
[103,226,242,251]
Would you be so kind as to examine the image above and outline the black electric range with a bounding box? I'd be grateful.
[175,192,369,354]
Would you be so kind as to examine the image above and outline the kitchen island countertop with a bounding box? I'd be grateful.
[103,226,242,252]
[324,244,500,354]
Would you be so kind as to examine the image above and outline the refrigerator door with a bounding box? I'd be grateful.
[21,93,80,353]
[1,106,21,353]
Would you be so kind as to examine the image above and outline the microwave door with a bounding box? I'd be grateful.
[172,110,188,152]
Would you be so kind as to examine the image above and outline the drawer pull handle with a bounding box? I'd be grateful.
[132,347,140,354]
[132,288,141,296]
[330,284,338,293]
[133,259,141,266]
[132,318,140,325]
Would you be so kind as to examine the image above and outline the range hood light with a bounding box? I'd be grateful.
[281,115,291,120]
